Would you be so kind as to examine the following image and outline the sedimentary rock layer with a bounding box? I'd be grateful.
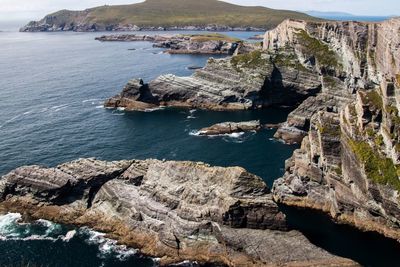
[95,34,244,55]
[0,158,356,266]
[104,49,321,111]
[197,120,262,136]
[268,18,400,241]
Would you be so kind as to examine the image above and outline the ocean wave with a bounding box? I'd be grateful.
[144,106,165,112]
[0,213,73,242]
[79,227,138,261]
[111,110,125,116]
[80,227,138,260]
[189,130,245,138]
[0,114,23,129]
[82,99,101,103]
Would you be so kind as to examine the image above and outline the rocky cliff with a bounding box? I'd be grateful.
[105,17,400,242]
[105,49,321,111]
[267,18,400,241]
[0,158,356,266]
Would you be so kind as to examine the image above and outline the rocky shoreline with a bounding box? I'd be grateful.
[0,158,357,266]
[20,23,265,33]
[95,34,250,55]
[104,17,400,243]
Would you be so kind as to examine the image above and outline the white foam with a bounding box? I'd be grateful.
[82,99,101,103]
[36,219,62,235]
[62,230,77,242]
[0,114,22,129]
[0,213,22,235]
[144,106,165,112]
[51,104,69,110]
[95,105,104,109]
[186,115,197,119]
[80,227,138,261]
[117,107,126,111]
[189,130,245,138]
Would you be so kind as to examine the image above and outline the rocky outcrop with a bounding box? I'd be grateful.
[267,18,400,241]
[196,120,261,136]
[105,49,321,111]
[95,34,243,55]
[0,158,357,266]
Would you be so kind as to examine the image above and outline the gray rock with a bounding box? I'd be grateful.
[0,158,357,266]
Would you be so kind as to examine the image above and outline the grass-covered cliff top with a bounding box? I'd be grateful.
[41,0,316,29]
[185,33,241,43]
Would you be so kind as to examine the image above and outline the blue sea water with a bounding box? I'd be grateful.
[0,27,400,267]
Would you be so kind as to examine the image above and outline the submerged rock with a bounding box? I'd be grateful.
[197,120,261,136]
[0,158,356,266]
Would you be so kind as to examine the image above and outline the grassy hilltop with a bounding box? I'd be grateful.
[33,0,316,30]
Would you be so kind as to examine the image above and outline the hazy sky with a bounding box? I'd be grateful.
[1,0,399,21]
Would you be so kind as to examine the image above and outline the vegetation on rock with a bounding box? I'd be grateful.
[35,0,316,29]
[348,139,400,191]
[295,29,339,69]
[230,50,268,71]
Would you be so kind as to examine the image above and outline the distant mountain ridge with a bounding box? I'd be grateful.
[20,0,317,32]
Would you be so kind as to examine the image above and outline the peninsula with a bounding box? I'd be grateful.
[20,0,315,32]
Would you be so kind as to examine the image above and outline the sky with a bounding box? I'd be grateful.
[0,0,399,22]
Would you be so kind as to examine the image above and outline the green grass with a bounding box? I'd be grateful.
[295,29,339,68]
[185,33,241,43]
[348,139,400,191]
[230,50,267,71]
[360,90,383,110]
[44,0,317,29]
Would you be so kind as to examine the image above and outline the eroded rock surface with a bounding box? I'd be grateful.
[0,158,356,266]
[268,18,400,241]
[105,49,321,111]
[95,34,246,55]
[197,120,261,136]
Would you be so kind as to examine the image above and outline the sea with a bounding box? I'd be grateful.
[0,20,400,267]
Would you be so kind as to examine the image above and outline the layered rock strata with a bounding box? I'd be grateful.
[0,158,356,266]
[105,49,321,111]
[269,18,400,241]
[96,34,243,55]
[197,120,261,136]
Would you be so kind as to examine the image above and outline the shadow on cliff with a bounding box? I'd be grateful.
[260,65,320,108]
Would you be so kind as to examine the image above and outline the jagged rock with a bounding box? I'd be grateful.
[105,49,321,111]
[0,158,357,266]
[197,120,261,136]
[267,18,400,241]
[96,34,243,55]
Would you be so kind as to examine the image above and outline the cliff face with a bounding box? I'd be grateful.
[0,158,356,266]
[268,18,400,240]
[105,49,321,111]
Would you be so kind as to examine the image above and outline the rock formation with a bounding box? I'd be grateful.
[104,49,321,111]
[106,17,400,242]
[0,158,356,266]
[196,120,261,136]
[267,18,400,241]
[95,34,245,55]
